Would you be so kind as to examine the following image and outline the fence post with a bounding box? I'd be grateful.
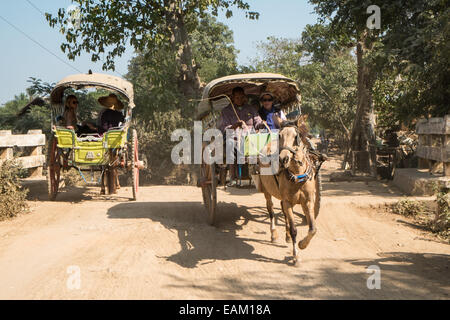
[27,130,43,177]
[0,130,13,161]
[0,129,46,177]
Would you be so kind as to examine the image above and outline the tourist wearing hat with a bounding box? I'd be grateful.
[258,91,286,130]
[97,93,125,134]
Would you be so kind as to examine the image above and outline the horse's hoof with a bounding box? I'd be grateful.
[298,240,308,250]
[100,190,105,195]
[293,257,301,267]
[271,230,279,243]
[285,235,292,243]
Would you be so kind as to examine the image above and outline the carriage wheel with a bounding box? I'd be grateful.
[46,136,61,201]
[200,162,217,225]
[130,129,139,200]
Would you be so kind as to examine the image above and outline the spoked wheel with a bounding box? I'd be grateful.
[200,162,217,225]
[130,129,139,200]
[46,136,61,201]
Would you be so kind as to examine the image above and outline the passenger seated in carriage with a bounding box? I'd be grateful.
[218,86,263,133]
[258,91,286,130]
[96,93,125,135]
[58,94,97,135]
[218,87,264,187]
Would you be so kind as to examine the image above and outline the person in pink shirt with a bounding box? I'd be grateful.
[219,87,263,186]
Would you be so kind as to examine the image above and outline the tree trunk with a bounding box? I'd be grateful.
[350,35,377,176]
[164,1,202,100]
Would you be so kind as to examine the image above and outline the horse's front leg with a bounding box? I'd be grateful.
[299,197,317,250]
[264,192,278,242]
[281,201,291,243]
[282,200,299,266]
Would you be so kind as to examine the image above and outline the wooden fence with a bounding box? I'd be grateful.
[416,115,450,176]
[0,130,46,177]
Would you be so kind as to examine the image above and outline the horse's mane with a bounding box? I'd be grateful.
[281,116,310,138]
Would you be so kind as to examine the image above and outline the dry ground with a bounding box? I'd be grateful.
[0,158,448,299]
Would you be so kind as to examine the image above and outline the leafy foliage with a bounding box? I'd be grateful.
[251,37,303,79]
[376,0,450,122]
[298,50,357,141]
[0,160,28,221]
[45,0,256,71]
[250,34,357,145]
[191,15,239,83]
[0,93,51,136]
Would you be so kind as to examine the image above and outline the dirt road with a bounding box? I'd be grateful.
[0,160,449,299]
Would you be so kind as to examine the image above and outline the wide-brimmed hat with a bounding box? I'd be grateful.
[260,91,275,100]
[98,93,124,110]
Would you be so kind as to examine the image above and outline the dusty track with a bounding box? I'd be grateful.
[0,159,448,299]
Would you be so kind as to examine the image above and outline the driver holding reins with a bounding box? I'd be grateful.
[218,87,264,187]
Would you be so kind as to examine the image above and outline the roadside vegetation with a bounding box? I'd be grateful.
[389,186,450,242]
[0,160,28,221]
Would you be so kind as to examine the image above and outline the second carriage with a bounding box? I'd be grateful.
[47,72,143,201]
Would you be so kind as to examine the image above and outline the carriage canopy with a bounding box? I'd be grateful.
[196,73,301,120]
[50,72,135,108]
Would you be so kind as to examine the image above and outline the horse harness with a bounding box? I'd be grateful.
[279,124,325,185]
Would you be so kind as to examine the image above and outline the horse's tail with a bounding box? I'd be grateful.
[314,169,322,219]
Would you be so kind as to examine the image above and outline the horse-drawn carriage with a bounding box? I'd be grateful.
[196,73,324,265]
[47,72,142,200]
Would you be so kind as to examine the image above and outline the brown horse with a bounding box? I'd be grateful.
[259,115,323,266]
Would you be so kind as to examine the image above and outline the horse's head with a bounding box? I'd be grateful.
[279,115,309,170]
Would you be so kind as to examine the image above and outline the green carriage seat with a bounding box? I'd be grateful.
[53,127,128,165]
[103,127,128,149]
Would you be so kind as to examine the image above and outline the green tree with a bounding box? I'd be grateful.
[308,0,381,175]
[46,0,257,100]
[252,36,303,79]
[126,14,239,119]
[299,50,357,148]
[191,15,239,83]
[249,34,357,149]
[374,0,449,123]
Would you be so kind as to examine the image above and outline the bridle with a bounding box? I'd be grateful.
[279,123,314,184]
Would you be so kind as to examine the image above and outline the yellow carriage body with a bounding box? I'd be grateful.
[54,127,128,165]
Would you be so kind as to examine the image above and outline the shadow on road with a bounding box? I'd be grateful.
[22,178,132,203]
[163,251,450,299]
[106,201,291,268]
